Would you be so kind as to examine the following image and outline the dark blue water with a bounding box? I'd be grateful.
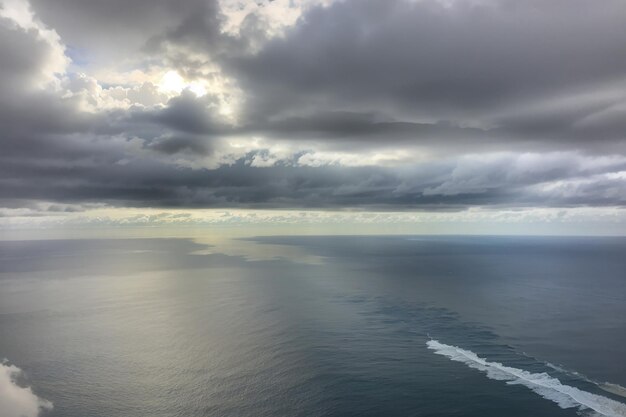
[1,235,625,416]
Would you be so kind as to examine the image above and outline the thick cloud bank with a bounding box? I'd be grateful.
[0,360,52,417]
[0,0,625,216]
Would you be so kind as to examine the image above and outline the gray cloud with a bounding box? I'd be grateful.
[148,92,230,135]
[148,135,213,156]
[122,0,626,153]
[0,0,625,214]
[2,146,625,210]
[27,0,225,63]
[230,0,626,118]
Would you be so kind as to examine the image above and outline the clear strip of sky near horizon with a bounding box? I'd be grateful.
[1,207,626,240]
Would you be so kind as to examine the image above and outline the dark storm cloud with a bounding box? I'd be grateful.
[0,16,107,164]
[148,92,229,135]
[27,0,227,62]
[21,0,626,150]
[216,0,626,155]
[0,17,49,92]
[3,142,625,210]
[1,0,626,213]
[94,0,626,154]
[148,135,213,156]
[230,0,626,116]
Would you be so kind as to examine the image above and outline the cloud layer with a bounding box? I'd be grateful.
[0,0,625,216]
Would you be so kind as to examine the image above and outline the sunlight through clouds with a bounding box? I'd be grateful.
[0,0,625,231]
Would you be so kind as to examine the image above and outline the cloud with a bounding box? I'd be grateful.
[229,0,626,118]
[0,360,52,417]
[27,0,223,63]
[2,143,625,209]
[0,0,625,215]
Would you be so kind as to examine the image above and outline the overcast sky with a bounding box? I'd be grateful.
[1,0,625,232]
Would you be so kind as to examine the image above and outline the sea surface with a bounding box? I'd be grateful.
[1,235,625,416]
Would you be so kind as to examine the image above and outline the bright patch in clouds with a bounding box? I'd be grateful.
[158,70,207,97]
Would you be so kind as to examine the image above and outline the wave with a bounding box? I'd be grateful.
[426,340,626,417]
[600,384,626,400]
[544,361,626,400]
[0,360,52,417]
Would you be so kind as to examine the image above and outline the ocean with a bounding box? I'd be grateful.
[1,235,625,416]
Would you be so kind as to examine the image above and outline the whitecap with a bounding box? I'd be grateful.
[427,340,626,417]
[600,383,626,400]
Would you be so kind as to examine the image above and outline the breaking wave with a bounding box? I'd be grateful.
[600,384,626,400]
[544,361,626,400]
[427,340,626,417]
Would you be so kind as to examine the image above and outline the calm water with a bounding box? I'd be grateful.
[1,235,625,416]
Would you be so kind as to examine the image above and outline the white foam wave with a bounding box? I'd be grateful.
[427,340,626,417]
[544,362,626,400]
[0,360,52,417]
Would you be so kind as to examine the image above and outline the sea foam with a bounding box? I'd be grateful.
[427,340,626,417]
[600,384,626,400]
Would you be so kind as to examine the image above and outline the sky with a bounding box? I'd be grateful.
[1,0,626,235]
